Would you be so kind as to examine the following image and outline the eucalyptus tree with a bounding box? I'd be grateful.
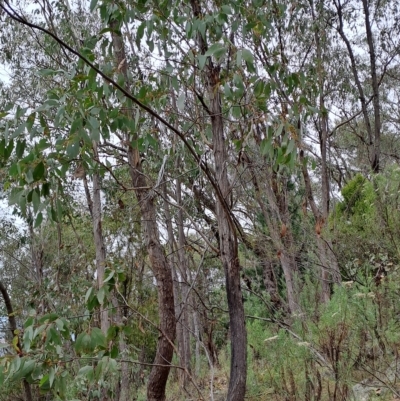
[4,0,400,399]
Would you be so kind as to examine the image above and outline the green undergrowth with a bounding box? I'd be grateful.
[162,270,400,401]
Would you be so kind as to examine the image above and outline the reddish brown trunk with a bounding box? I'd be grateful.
[188,0,247,396]
[110,22,176,401]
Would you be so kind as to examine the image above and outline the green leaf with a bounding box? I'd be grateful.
[14,359,35,381]
[13,122,27,138]
[107,357,117,373]
[39,374,50,390]
[285,139,296,156]
[224,83,232,98]
[70,117,82,134]
[9,162,18,177]
[54,106,65,128]
[110,344,119,358]
[24,317,34,329]
[242,49,255,72]
[78,365,94,378]
[275,122,284,137]
[85,287,93,304]
[16,140,26,158]
[89,116,100,130]
[260,138,272,156]
[41,182,50,197]
[26,113,36,131]
[39,313,59,323]
[205,43,226,60]
[50,206,58,222]
[33,162,45,181]
[97,286,106,304]
[34,212,43,228]
[49,367,55,387]
[66,142,80,159]
[221,5,232,14]
[56,375,67,399]
[31,364,43,381]
[9,187,24,206]
[36,138,50,151]
[103,271,115,283]
[75,332,92,353]
[198,55,207,70]
[37,69,59,76]
[48,326,61,345]
[90,327,107,349]
[56,198,63,221]
[90,0,98,12]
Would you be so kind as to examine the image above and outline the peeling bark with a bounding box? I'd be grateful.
[110,21,176,401]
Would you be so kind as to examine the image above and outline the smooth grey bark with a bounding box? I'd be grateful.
[91,142,109,334]
[175,175,192,378]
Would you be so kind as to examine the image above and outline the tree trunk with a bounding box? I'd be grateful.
[110,21,176,401]
[208,55,247,401]
[362,0,381,173]
[175,175,192,380]
[92,142,109,334]
[189,0,247,396]
[246,156,299,313]
[335,1,377,172]
[163,183,188,389]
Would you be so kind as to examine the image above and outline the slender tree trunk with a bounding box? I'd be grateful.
[84,144,110,401]
[175,175,192,379]
[110,21,176,401]
[91,142,109,334]
[163,183,187,388]
[208,52,247,401]
[193,308,201,375]
[245,155,298,312]
[335,1,377,171]
[262,260,281,310]
[300,148,341,298]
[0,280,33,401]
[189,1,247,396]
[114,302,130,401]
[362,0,381,173]
[304,1,341,300]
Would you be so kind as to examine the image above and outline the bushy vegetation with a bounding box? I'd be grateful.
[1,0,400,400]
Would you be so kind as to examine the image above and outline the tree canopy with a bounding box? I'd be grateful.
[0,0,400,400]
